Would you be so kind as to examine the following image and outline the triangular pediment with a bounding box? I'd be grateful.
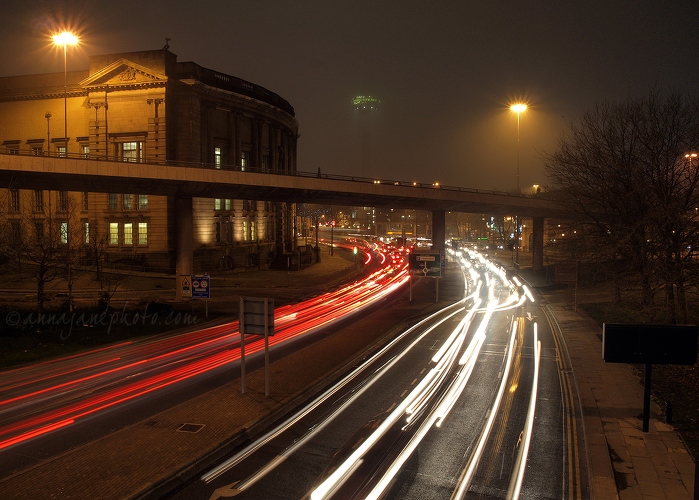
[79,59,168,88]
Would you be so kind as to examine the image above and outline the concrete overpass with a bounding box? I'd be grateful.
[0,153,563,282]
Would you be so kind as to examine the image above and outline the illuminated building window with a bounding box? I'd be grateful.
[215,199,221,211]
[109,222,119,245]
[123,194,133,210]
[243,220,249,241]
[119,141,143,163]
[60,222,68,244]
[215,147,221,169]
[83,222,90,244]
[241,151,249,171]
[138,195,148,210]
[124,222,133,245]
[138,222,148,245]
[57,145,66,158]
[81,144,90,158]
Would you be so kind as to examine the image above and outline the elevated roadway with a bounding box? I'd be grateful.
[0,153,563,280]
[0,153,562,217]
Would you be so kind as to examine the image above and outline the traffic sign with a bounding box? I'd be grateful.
[191,274,210,299]
[408,252,442,278]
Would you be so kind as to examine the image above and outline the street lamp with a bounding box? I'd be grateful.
[44,112,51,155]
[510,103,527,267]
[685,153,697,166]
[52,31,79,155]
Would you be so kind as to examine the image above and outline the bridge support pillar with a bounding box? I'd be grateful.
[175,196,194,301]
[431,210,445,255]
[532,217,544,272]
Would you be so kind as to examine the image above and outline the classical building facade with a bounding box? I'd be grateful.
[0,48,299,272]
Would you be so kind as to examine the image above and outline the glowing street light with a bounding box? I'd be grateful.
[510,103,527,194]
[686,152,698,166]
[52,31,79,155]
[509,102,527,267]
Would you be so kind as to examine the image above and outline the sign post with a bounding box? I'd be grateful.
[408,252,442,302]
[239,297,275,396]
[191,274,210,318]
[603,323,697,432]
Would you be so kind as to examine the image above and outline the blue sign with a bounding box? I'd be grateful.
[191,274,210,299]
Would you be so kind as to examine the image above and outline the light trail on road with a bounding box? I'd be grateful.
[0,245,407,452]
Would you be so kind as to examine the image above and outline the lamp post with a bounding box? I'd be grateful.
[52,31,78,155]
[510,103,527,267]
[685,153,697,166]
[44,112,51,155]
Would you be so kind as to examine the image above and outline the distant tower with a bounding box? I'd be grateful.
[352,95,380,178]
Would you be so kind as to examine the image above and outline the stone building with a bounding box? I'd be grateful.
[0,48,299,272]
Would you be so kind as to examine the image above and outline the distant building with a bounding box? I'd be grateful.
[0,48,299,271]
[352,95,380,178]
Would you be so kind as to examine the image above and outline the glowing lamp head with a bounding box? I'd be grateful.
[52,31,79,47]
[510,103,527,113]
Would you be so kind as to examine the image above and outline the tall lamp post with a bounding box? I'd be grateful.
[510,103,527,266]
[52,31,79,155]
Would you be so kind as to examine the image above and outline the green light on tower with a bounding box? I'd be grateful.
[353,95,381,110]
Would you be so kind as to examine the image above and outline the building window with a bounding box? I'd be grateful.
[243,200,256,211]
[241,151,249,171]
[82,192,89,211]
[214,147,222,169]
[9,190,19,213]
[58,191,68,212]
[124,222,133,245]
[262,155,268,172]
[57,145,66,158]
[123,194,133,211]
[35,221,44,241]
[10,221,21,243]
[34,190,43,212]
[214,199,231,211]
[108,193,118,210]
[109,222,119,245]
[60,222,68,244]
[120,141,143,163]
[138,194,148,211]
[31,145,43,155]
[81,145,90,158]
[83,222,90,244]
[243,220,248,241]
[215,220,222,243]
[138,222,148,245]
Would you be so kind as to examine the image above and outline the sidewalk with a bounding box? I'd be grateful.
[519,268,696,499]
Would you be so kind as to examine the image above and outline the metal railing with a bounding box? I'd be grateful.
[1,150,546,199]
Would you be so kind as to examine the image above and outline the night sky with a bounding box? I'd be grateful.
[1,1,698,192]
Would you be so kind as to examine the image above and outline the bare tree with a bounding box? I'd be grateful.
[544,89,699,322]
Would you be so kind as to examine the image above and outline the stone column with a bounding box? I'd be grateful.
[531,217,545,271]
[175,196,193,301]
[431,210,446,255]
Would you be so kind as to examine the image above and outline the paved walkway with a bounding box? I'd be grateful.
[520,268,696,500]
[0,257,696,499]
